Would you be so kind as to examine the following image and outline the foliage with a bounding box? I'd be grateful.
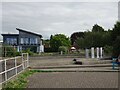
[2,45,21,57]
[104,45,113,56]
[75,31,105,49]
[58,46,68,54]
[70,32,84,45]
[73,24,113,50]
[50,34,71,52]
[102,30,112,46]
[111,22,120,42]
[2,70,35,89]
[43,39,50,48]
[22,48,34,56]
[112,36,120,57]
[92,24,104,32]
[111,22,120,57]
[3,69,69,89]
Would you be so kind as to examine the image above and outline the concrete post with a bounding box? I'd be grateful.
[100,47,103,58]
[96,47,99,59]
[85,49,89,58]
[40,45,44,53]
[60,51,63,55]
[91,47,95,58]
[17,46,19,52]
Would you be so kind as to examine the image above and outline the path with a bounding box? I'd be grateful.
[27,72,118,88]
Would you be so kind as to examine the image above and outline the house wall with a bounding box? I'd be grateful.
[18,31,44,53]
[2,30,44,53]
[19,31,42,45]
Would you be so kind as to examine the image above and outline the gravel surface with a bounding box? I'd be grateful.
[27,72,118,88]
[29,57,112,67]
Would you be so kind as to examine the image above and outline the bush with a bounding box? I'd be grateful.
[58,46,68,54]
[22,48,34,56]
[2,45,20,57]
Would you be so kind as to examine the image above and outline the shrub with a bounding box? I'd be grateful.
[22,48,34,56]
[58,46,68,54]
[2,45,20,57]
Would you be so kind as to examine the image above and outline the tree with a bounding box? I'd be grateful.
[70,32,84,45]
[112,36,120,57]
[75,31,104,49]
[111,22,120,41]
[50,34,71,52]
[111,22,120,57]
[92,24,104,32]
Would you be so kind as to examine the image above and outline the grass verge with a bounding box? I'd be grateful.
[2,70,58,90]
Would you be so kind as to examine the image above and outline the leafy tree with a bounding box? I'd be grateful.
[70,32,84,45]
[112,36,120,57]
[75,32,104,49]
[111,22,120,57]
[104,45,113,56]
[43,39,50,48]
[102,31,112,46]
[50,34,71,52]
[75,37,85,49]
[111,22,120,42]
[92,24,104,32]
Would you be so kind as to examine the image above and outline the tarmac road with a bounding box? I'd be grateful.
[27,72,118,88]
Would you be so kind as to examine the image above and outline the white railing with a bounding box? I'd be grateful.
[0,53,29,85]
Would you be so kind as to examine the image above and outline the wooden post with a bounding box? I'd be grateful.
[27,53,29,67]
[15,57,17,75]
[22,54,24,70]
[4,59,7,81]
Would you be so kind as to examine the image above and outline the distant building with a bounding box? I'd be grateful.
[1,28,44,53]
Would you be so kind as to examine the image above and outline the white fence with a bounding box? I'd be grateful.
[0,53,29,85]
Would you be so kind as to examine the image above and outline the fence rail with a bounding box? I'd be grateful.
[0,53,29,85]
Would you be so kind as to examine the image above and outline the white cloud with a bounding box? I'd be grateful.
[2,0,120,2]
[1,2,118,39]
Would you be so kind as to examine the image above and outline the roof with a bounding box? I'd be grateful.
[71,47,76,50]
[1,34,19,36]
[16,28,42,38]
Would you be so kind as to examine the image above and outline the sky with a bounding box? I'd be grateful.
[0,1,118,40]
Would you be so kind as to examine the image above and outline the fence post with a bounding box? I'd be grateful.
[22,53,24,70]
[15,57,17,75]
[27,53,29,67]
[4,59,7,81]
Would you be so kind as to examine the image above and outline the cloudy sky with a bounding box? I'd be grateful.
[1,1,118,40]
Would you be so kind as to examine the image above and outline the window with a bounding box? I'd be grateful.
[35,38,38,44]
[24,38,29,44]
[21,38,24,44]
[6,38,10,44]
[6,38,17,45]
[30,38,37,44]
[20,38,29,44]
[13,38,17,45]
